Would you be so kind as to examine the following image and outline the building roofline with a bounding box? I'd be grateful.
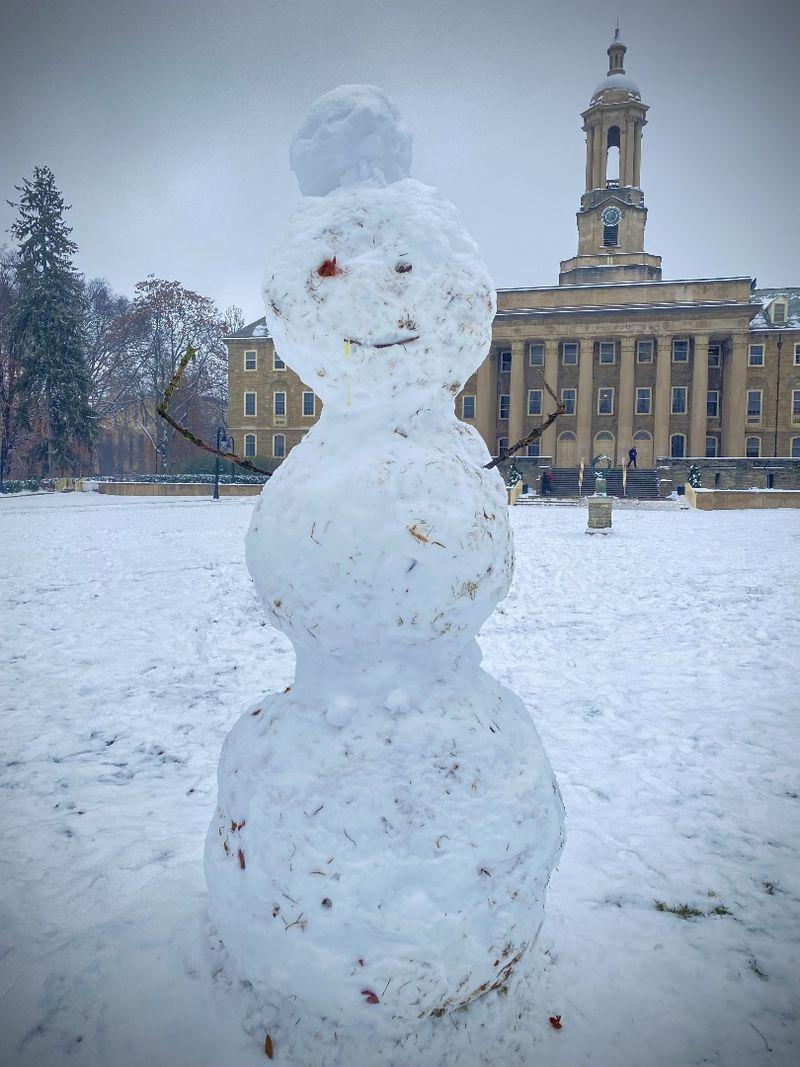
[497,277,755,295]
[495,300,759,320]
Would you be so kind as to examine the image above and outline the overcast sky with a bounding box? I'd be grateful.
[1,0,798,322]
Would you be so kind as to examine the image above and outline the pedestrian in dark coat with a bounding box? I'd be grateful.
[627,447,637,469]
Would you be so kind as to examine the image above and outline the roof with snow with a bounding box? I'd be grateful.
[750,287,800,331]
[224,317,270,341]
[591,72,642,104]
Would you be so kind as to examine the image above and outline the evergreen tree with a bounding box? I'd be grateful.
[8,166,93,475]
[688,463,702,488]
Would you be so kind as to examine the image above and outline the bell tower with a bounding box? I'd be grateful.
[559,26,662,285]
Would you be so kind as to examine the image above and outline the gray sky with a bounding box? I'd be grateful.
[2,0,798,321]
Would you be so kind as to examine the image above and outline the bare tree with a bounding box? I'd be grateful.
[83,277,134,419]
[0,247,23,488]
[112,277,227,473]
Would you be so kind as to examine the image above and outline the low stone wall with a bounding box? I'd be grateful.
[97,482,263,497]
[657,457,800,493]
[685,484,800,510]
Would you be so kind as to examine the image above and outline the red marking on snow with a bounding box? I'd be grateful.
[317,257,341,277]
[548,1015,562,1030]
[361,989,380,1004]
[238,849,246,869]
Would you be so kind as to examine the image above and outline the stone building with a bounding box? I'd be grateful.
[225,29,800,471]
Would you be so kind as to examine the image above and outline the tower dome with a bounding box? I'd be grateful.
[590,25,641,104]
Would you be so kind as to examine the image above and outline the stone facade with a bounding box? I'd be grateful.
[226,30,800,470]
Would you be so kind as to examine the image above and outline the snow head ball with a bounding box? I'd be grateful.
[206,85,564,1061]
[264,83,495,411]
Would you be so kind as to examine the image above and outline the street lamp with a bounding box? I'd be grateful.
[774,334,783,458]
[213,425,230,500]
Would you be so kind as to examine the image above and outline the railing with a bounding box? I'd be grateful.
[605,179,620,188]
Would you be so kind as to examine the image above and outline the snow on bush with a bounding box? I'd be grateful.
[205,85,564,1063]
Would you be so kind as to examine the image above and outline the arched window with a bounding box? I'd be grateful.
[705,436,718,458]
[670,433,686,459]
[273,434,286,459]
[244,433,257,458]
[745,436,761,458]
[791,437,800,458]
[593,431,615,463]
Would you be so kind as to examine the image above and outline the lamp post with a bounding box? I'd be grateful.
[213,425,229,500]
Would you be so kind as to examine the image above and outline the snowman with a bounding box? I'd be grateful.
[205,85,564,1061]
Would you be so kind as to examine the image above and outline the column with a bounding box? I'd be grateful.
[722,333,747,457]
[623,119,634,187]
[476,351,497,454]
[654,334,672,459]
[539,337,560,461]
[509,340,526,449]
[576,339,594,464]
[689,334,710,458]
[592,123,604,190]
[633,121,642,188]
[617,336,636,464]
[585,126,594,192]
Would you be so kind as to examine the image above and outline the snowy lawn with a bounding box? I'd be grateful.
[1,492,798,1067]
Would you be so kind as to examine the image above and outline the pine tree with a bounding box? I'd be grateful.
[8,166,93,475]
[688,463,702,488]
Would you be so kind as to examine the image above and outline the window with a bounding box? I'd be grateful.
[244,350,257,371]
[273,352,286,371]
[273,434,286,458]
[527,440,540,458]
[527,389,543,416]
[671,386,687,414]
[599,341,615,365]
[672,339,689,362]
[496,437,508,456]
[794,344,800,365]
[670,434,686,458]
[244,433,257,458]
[244,391,257,417]
[273,391,287,417]
[708,344,721,368]
[793,390,800,422]
[561,388,576,414]
[461,394,476,420]
[499,348,512,373]
[748,344,764,367]
[745,436,761,458]
[635,387,652,415]
[603,224,619,247]
[705,436,718,458]
[636,339,654,363]
[792,437,800,458]
[499,394,510,420]
[562,342,578,365]
[707,390,719,418]
[772,301,787,324]
[746,390,762,424]
[597,387,614,415]
[528,342,544,367]
[302,391,315,417]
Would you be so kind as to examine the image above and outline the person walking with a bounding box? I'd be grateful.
[627,446,637,469]
[541,469,552,496]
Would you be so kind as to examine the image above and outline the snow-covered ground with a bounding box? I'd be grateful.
[1,492,798,1067]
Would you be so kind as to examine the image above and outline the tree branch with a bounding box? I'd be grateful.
[156,344,271,477]
[484,368,565,470]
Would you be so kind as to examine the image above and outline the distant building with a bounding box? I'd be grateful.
[226,29,800,469]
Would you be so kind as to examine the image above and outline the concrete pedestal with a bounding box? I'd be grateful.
[586,495,613,533]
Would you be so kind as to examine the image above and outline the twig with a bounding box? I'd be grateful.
[484,367,565,469]
[343,828,358,847]
[156,344,272,476]
[749,1022,772,1053]
[484,404,566,470]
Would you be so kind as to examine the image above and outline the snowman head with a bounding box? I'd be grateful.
[263,86,495,410]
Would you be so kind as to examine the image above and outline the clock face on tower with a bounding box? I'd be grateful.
[601,206,622,227]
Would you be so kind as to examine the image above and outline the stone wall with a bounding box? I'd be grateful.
[656,457,800,492]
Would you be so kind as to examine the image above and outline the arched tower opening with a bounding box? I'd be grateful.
[606,125,620,187]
